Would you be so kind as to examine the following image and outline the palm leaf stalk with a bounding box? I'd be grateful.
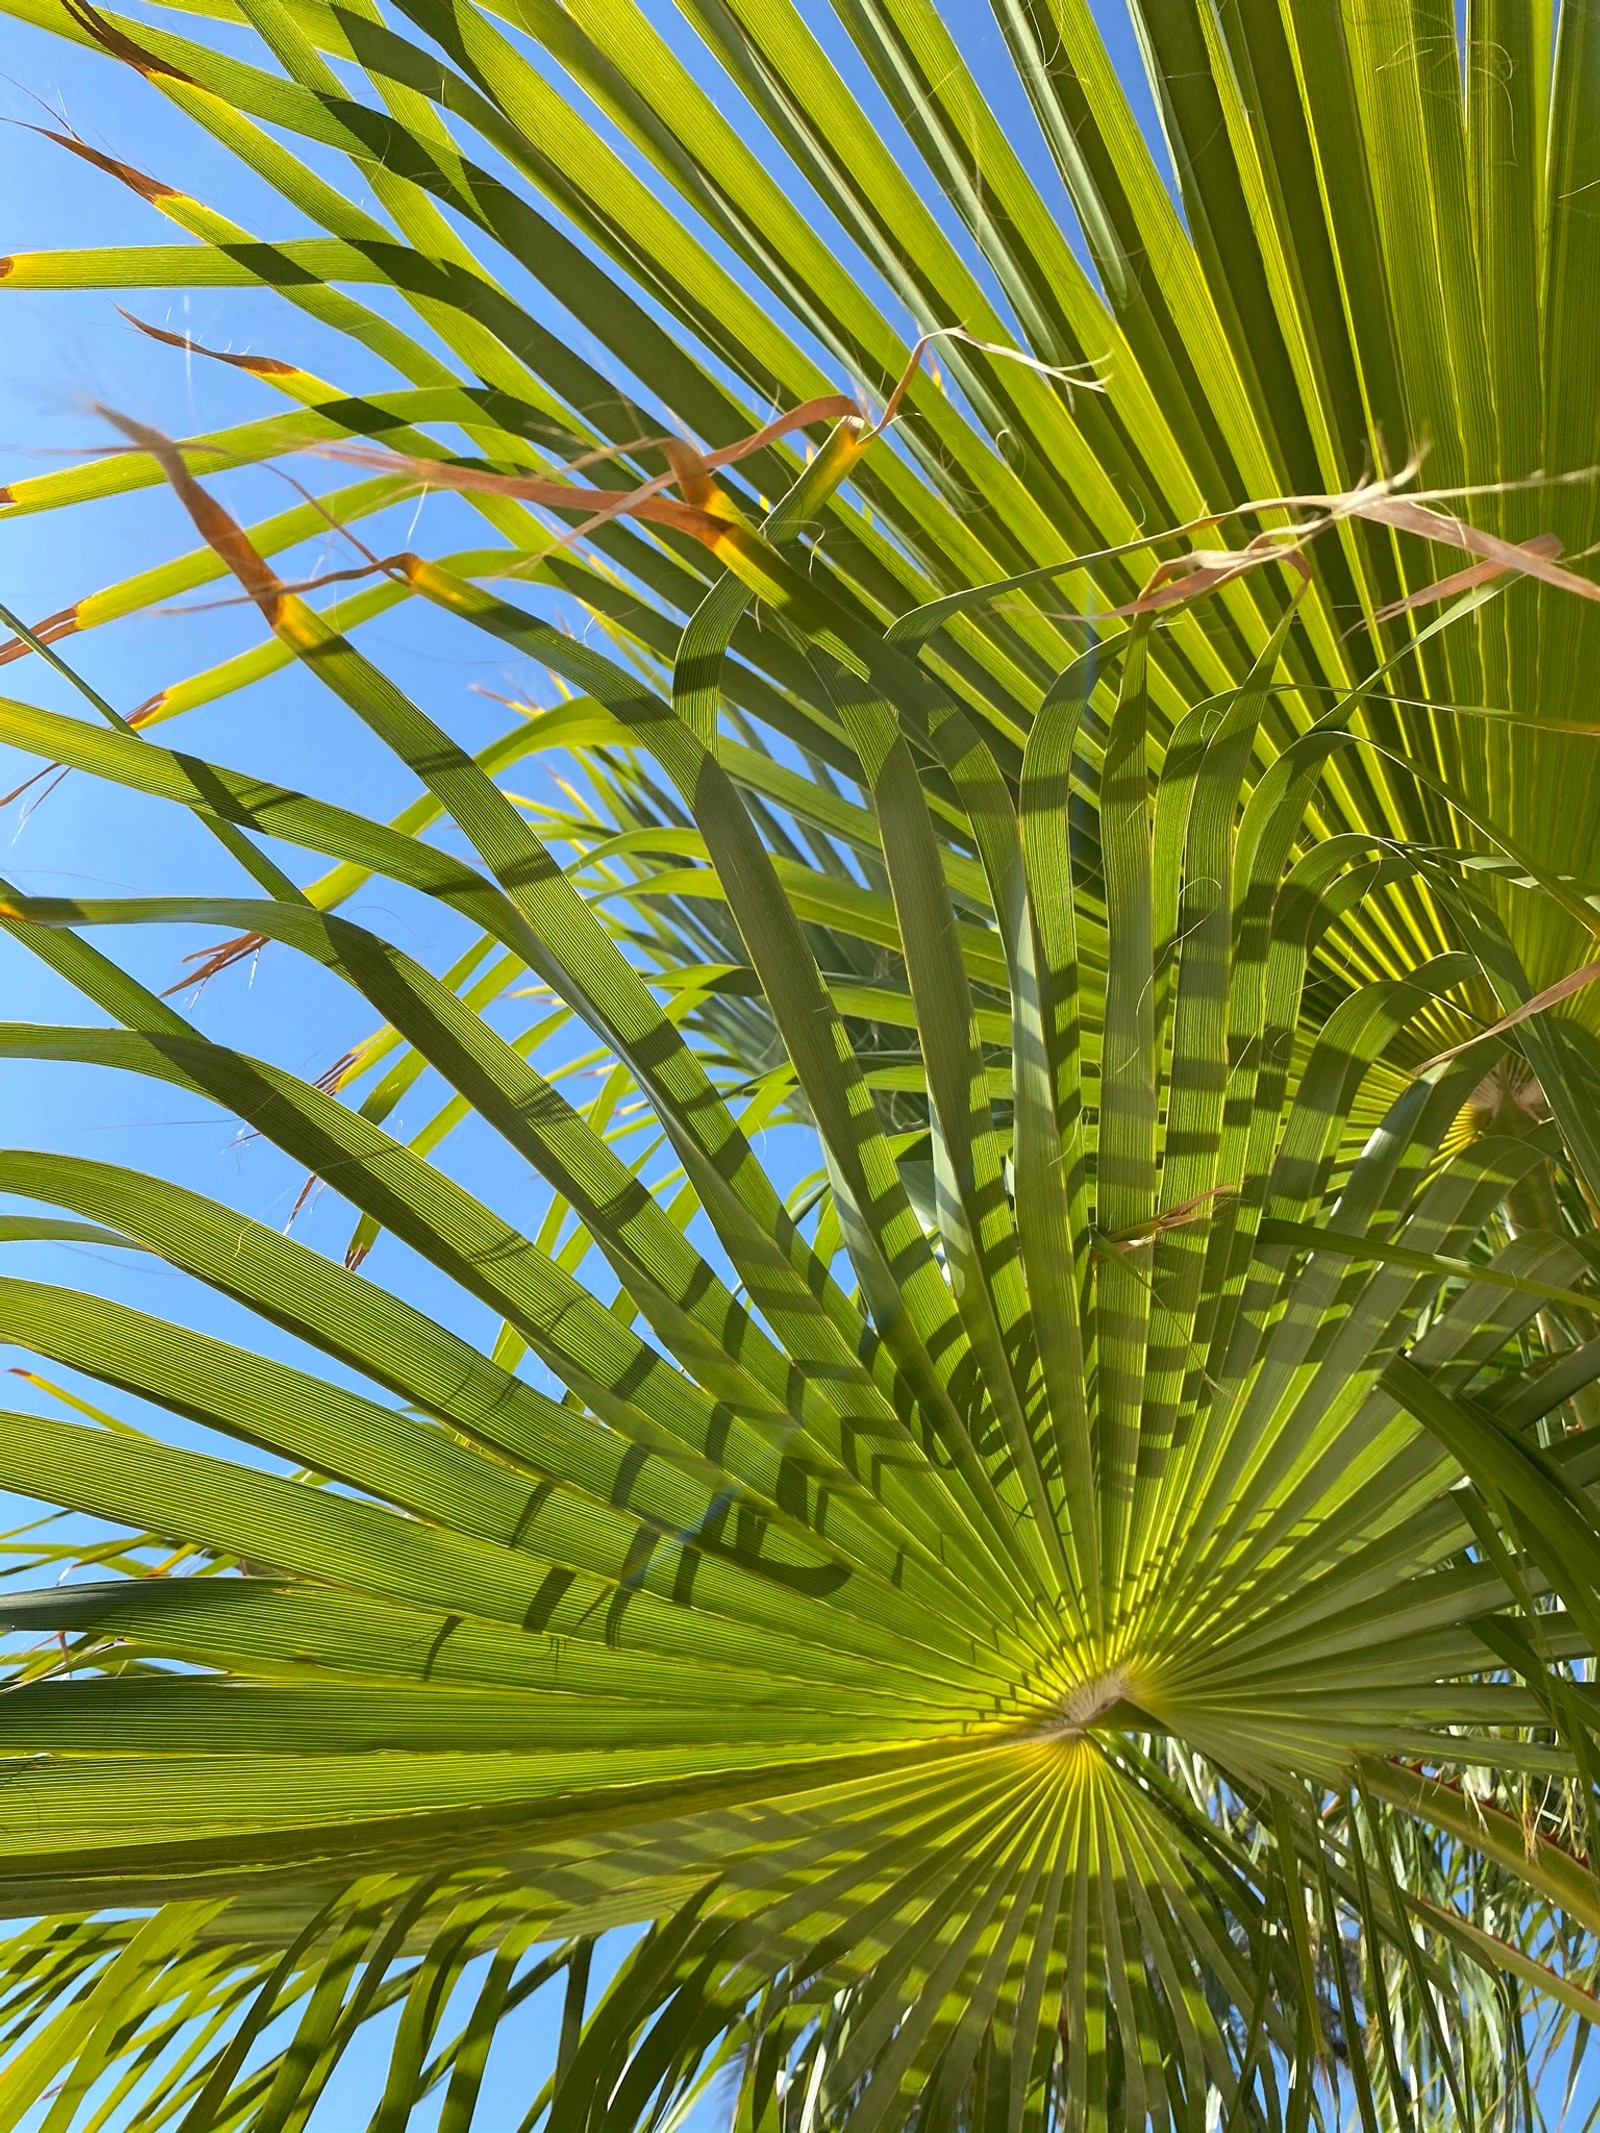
[5,0,1600,2125]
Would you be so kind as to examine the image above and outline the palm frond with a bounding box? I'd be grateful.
[6,0,1600,2124]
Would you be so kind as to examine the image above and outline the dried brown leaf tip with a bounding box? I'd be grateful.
[1417,958,1600,1075]
[310,396,860,555]
[118,312,299,379]
[100,408,291,621]
[285,1172,322,1234]
[28,128,180,205]
[0,763,69,813]
[84,329,1088,633]
[161,930,267,996]
[300,333,1097,557]
[59,0,195,81]
[1011,470,1599,633]
[0,606,80,668]
[99,406,432,636]
[314,1049,367,1097]
[1370,532,1566,625]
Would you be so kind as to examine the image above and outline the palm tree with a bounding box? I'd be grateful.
[3,0,1600,2124]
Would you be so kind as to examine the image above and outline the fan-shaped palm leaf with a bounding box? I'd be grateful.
[6,0,1600,2126]
[0,417,1597,2121]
